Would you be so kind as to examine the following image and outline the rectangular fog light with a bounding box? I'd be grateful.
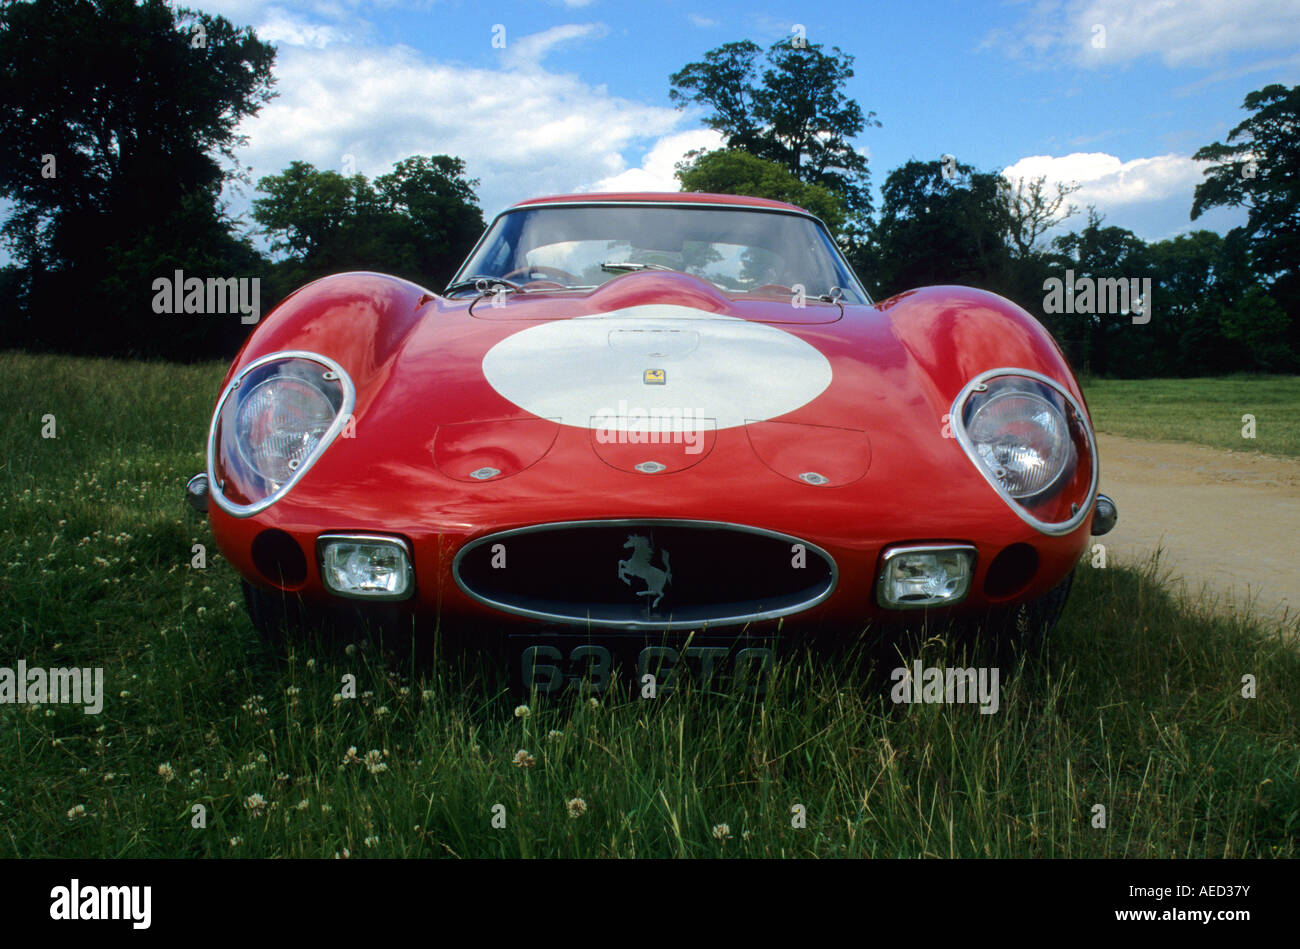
[318,534,413,600]
[877,544,976,609]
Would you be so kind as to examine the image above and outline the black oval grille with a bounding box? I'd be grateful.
[453,520,836,629]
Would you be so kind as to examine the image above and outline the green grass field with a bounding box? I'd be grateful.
[1,351,1296,858]
[1082,375,1300,458]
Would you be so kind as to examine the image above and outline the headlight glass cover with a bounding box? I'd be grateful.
[318,536,413,600]
[951,369,1098,535]
[208,352,353,516]
[968,389,1071,499]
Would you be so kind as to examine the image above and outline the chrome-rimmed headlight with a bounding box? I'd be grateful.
[950,368,1098,536]
[207,351,355,517]
[968,388,1072,500]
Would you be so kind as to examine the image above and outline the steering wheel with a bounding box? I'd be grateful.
[500,264,582,285]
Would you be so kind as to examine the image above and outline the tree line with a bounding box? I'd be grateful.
[1,1,1295,376]
[670,39,1298,376]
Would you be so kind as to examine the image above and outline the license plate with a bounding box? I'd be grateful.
[510,633,777,698]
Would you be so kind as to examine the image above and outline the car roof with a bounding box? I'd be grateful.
[509,192,809,214]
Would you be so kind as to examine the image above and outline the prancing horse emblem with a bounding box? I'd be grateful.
[617,534,671,608]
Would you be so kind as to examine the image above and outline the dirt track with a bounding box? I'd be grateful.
[1095,433,1300,632]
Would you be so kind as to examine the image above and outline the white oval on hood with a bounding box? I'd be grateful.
[482,305,832,432]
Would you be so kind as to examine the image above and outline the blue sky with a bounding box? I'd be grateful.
[186,1,1300,244]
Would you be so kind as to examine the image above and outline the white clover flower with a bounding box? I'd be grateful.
[66,804,86,820]
[157,763,175,782]
[547,729,564,741]
[244,793,267,816]
[567,797,588,818]
[364,750,387,774]
[514,704,531,719]
[712,823,732,842]
[512,749,536,769]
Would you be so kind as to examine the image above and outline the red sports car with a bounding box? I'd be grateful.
[189,192,1116,692]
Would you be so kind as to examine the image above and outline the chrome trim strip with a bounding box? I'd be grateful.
[948,367,1100,537]
[447,201,872,304]
[206,350,357,519]
[875,543,977,610]
[451,518,839,630]
[315,533,414,601]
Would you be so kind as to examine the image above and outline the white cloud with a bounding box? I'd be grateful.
[688,14,719,28]
[225,32,693,225]
[1002,151,1204,207]
[255,9,354,48]
[504,23,608,70]
[999,150,1250,240]
[985,0,1300,67]
[584,129,725,193]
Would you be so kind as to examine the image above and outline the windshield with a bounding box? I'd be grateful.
[449,203,869,303]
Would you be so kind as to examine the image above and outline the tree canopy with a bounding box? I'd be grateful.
[670,37,877,219]
[674,148,848,231]
[0,0,275,358]
[252,155,484,294]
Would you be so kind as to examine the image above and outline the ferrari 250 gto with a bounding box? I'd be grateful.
[188,191,1117,692]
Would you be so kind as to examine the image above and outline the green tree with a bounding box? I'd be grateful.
[1047,212,1152,376]
[252,161,375,263]
[372,155,486,282]
[670,37,878,218]
[0,0,276,358]
[252,155,485,294]
[1192,83,1300,359]
[867,159,1013,300]
[674,148,848,231]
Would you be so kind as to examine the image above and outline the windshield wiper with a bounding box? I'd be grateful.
[600,261,675,274]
